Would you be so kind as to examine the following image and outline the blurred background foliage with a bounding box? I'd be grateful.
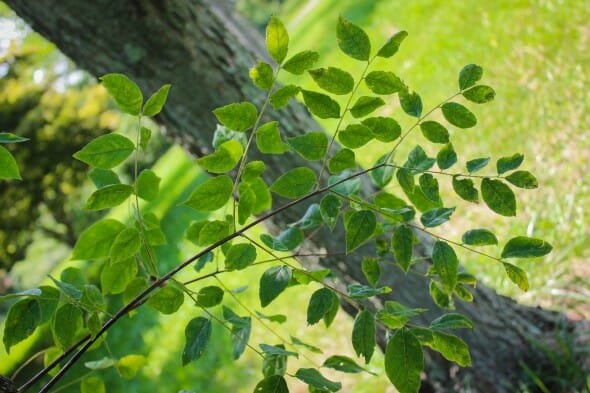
[0,0,589,392]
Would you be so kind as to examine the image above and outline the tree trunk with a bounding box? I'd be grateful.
[5,1,580,391]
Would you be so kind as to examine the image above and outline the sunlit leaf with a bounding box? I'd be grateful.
[73,133,134,169]
[100,73,143,115]
[84,184,133,210]
[181,175,233,211]
[270,167,316,198]
[3,298,40,353]
[309,67,354,95]
[266,16,289,64]
[213,102,258,132]
[197,140,243,174]
[302,90,341,119]
[72,219,126,260]
[225,243,257,271]
[282,50,320,75]
[250,61,274,90]
[345,210,376,253]
[260,266,292,307]
[0,146,21,179]
[336,15,370,61]
[350,96,385,118]
[142,84,171,117]
[352,310,376,364]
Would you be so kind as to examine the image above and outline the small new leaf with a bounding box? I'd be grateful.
[250,61,274,90]
[142,84,171,117]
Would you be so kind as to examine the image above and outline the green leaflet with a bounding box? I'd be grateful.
[84,184,133,211]
[462,85,495,104]
[109,227,141,263]
[72,219,126,260]
[481,178,516,216]
[392,225,414,271]
[466,157,490,173]
[400,90,422,117]
[452,176,478,203]
[345,210,376,253]
[377,30,408,58]
[501,236,553,258]
[182,317,212,365]
[419,173,440,202]
[136,169,160,201]
[496,153,524,175]
[329,171,361,195]
[89,168,120,188]
[81,377,105,393]
[462,228,498,246]
[0,132,29,143]
[309,67,354,95]
[347,284,391,299]
[266,16,289,64]
[338,124,373,148]
[52,303,83,349]
[396,167,414,194]
[362,257,381,287]
[250,177,272,213]
[256,121,290,154]
[100,74,143,115]
[437,143,458,170]
[506,170,538,189]
[385,328,423,393]
[428,330,471,367]
[421,207,455,228]
[224,309,251,360]
[458,64,483,90]
[269,84,301,109]
[181,175,233,211]
[291,335,323,353]
[250,61,274,90]
[243,161,266,181]
[261,227,304,251]
[306,287,338,326]
[238,182,256,224]
[323,355,368,374]
[430,313,474,330]
[420,121,449,144]
[256,311,287,324]
[139,126,152,151]
[370,155,394,188]
[430,281,453,309]
[0,288,41,301]
[377,301,426,329]
[197,140,242,173]
[296,368,342,392]
[320,194,341,230]
[73,133,135,169]
[116,355,146,379]
[259,266,292,307]
[213,102,258,132]
[329,148,356,173]
[270,167,316,199]
[336,15,371,61]
[432,241,459,293]
[260,343,298,357]
[352,310,376,364]
[3,298,41,353]
[142,84,171,117]
[503,262,529,291]
[147,283,184,314]
[0,145,21,180]
[261,344,288,377]
[101,259,138,295]
[225,243,257,271]
[141,212,167,246]
[198,220,230,246]
[362,116,401,142]
[441,102,477,129]
[287,131,328,161]
[404,145,435,174]
[350,96,385,118]
[301,90,341,119]
[365,71,405,95]
[282,50,320,75]
[254,375,289,393]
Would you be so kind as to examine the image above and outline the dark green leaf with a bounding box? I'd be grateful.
[362,116,401,142]
[72,219,125,260]
[323,355,367,374]
[392,225,414,271]
[291,204,323,230]
[338,124,373,148]
[84,184,133,210]
[109,227,141,263]
[505,170,538,189]
[365,71,405,95]
[257,121,290,154]
[377,301,425,329]
[400,90,422,117]
[350,96,385,118]
[441,102,477,128]
[260,343,298,357]
[452,176,478,203]
[345,210,376,253]
[466,157,490,173]
[100,73,143,115]
[213,102,258,132]
[429,281,453,309]
[225,243,257,271]
[282,51,320,75]
[0,132,29,143]
[369,154,394,188]
[361,257,381,287]
[496,153,524,175]
[89,168,120,188]
[481,178,516,216]
[250,61,274,90]
[182,317,212,365]
[462,85,495,104]
[396,168,414,194]
[336,15,371,61]
[295,368,342,392]
[261,227,304,252]
[266,16,289,64]
[320,194,341,230]
[287,132,328,161]
[253,375,289,393]
[419,173,440,202]
[73,133,134,169]
[146,283,184,314]
[270,167,316,198]
[229,316,251,360]
[458,64,483,90]
[0,146,21,180]
[181,175,233,211]
[347,284,390,299]
[352,310,376,363]
[501,236,553,258]
[270,85,301,110]
[0,288,41,301]
[256,312,287,324]
[3,298,40,353]
[437,143,457,170]
[309,67,354,95]
[462,228,497,246]
[307,288,337,325]
[502,262,529,291]
[197,140,242,173]
[100,259,137,295]
[404,145,435,174]
[420,121,449,144]
[377,30,408,58]
[421,207,455,228]
[432,241,459,293]
[52,303,82,349]
[194,252,214,272]
[302,90,341,119]
[260,266,292,307]
[196,286,224,308]
[328,149,356,173]
[430,313,474,330]
[143,84,171,117]
[385,328,423,393]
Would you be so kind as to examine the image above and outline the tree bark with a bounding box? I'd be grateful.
[5,1,581,391]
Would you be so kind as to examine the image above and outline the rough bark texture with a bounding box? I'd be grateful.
[5,1,580,391]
